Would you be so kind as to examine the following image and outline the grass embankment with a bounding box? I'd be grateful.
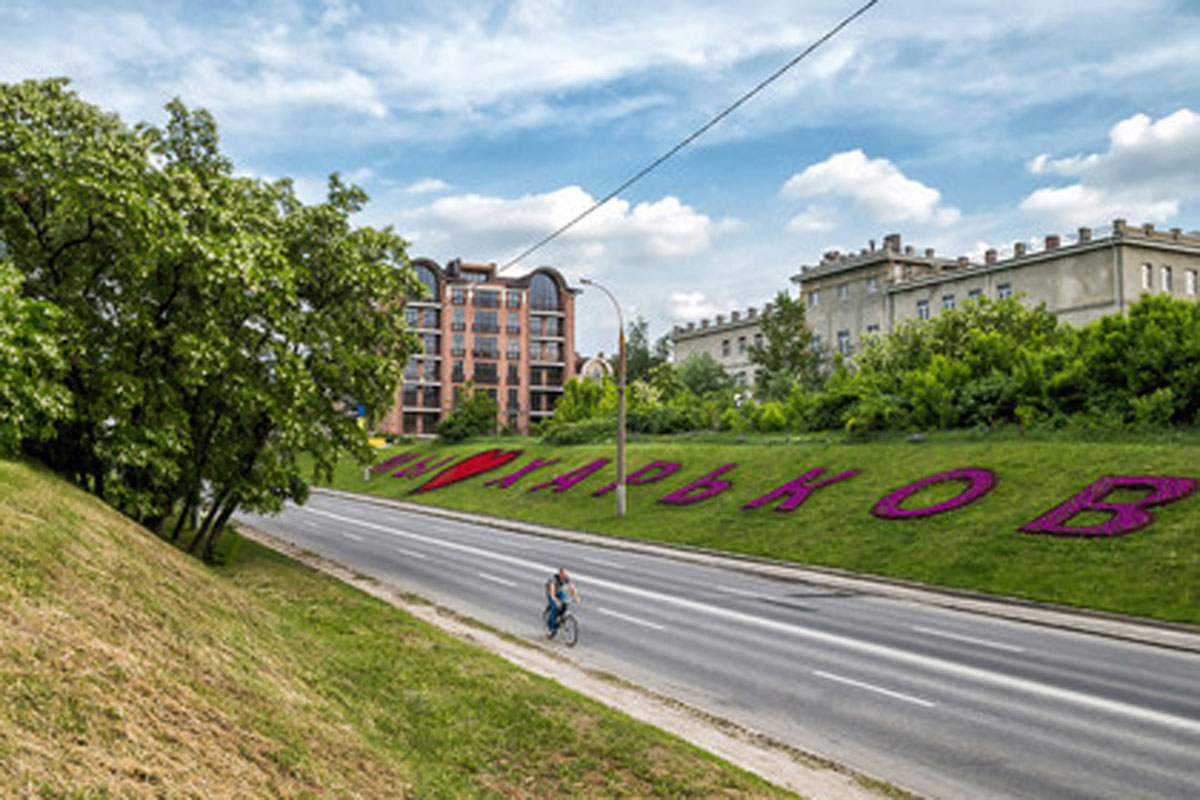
[0,459,794,799]
[328,430,1200,625]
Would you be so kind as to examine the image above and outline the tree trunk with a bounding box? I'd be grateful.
[202,501,239,564]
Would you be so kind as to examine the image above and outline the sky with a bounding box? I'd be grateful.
[3,0,1200,355]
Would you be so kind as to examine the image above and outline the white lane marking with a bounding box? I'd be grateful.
[814,670,936,708]
[477,571,517,588]
[716,585,760,598]
[598,607,666,631]
[585,558,624,569]
[340,531,364,542]
[300,506,1200,735]
[395,547,428,561]
[913,625,1025,653]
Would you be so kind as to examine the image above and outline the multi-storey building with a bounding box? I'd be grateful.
[377,258,577,436]
[672,219,1200,373]
[671,306,770,385]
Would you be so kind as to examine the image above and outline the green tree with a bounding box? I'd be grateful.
[624,316,667,383]
[438,381,500,442]
[677,352,734,396]
[749,291,821,399]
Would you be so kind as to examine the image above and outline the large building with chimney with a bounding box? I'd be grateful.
[378,258,577,436]
[672,219,1200,379]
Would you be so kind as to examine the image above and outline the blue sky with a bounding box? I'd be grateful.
[3,0,1200,354]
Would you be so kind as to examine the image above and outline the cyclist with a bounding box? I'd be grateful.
[545,566,581,634]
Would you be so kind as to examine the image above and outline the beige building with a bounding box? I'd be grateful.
[672,219,1200,373]
[671,305,770,385]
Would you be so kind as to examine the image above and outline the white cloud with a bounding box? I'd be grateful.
[782,150,961,227]
[669,292,721,321]
[404,178,450,195]
[786,205,839,233]
[1021,108,1200,227]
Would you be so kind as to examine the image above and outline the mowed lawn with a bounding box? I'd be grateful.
[0,459,796,799]
[327,430,1200,625]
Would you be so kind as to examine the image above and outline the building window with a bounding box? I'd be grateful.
[451,360,464,383]
[411,263,440,301]
[866,324,880,334]
[473,362,499,385]
[421,333,440,354]
[422,386,439,408]
[754,333,763,349]
[942,294,956,311]
[452,307,465,331]
[507,363,520,385]
[506,291,522,309]
[507,338,520,359]
[474,337,499,359]
[808,290,820,308]
[405,307,420,326]
[836,330,851,355]
[530,273,562,311]
[968,288,982,300]
[1142,264,1153,290]
[721,339,731,358]
[452,333,465,357]
[737,336,746,354]
[507,312,520,335]
[1162,266,1173,293]
[866,276,879,293]
[451,288,467,305]
[837,284,849,301]
[997,283,1012,300]
[812,335,822,351]
[473,310,499,333]
[1187,269,1198,296]
[473,289,500,308]
[916,299,930,320]
[507,389,519,409]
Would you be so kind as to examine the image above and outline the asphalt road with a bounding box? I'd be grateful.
[237,492,1200,800]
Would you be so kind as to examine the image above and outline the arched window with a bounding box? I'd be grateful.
[530,272,561,311]
[411,262,440,300]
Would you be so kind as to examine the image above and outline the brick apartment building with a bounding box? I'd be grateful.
[377,258,577,436]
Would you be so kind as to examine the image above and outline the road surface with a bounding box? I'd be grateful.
[237,492,1200,799]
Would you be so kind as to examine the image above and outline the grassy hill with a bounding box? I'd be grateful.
[0,459,794,799]
[327,430,1200,625]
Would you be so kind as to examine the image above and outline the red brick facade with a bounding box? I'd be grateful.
[377,259,577,436]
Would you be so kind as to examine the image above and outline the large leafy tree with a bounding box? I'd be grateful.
[0,78,420,559]
[748,290,821,399]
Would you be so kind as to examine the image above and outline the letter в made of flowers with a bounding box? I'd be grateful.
[871,468,996,519]
[743,467,862,513]
[593,461,682,497]
[486,457,562,489]
[529,459,611,493]
[371,451,418,474]
[410,449,525,495]
[658,464,738,506]
[1019,475,1198,537]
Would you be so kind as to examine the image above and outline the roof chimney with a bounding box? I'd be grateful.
[883,233,902,252]
[730,311,740,322]
[1045,234,1061,250]
[924,247,936,258]
[985,248,998,264]
[1078,226,1092,242]
[1113,218,1128,234]
[956,256,970,269]
[1014,242,1027,257]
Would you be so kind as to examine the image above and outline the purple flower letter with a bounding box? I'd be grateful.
[371,451,418,474]
[872,468,996,519]
[658,464,737,506]
[393,454,457,479]
[1019,475,1198,537]
[529,459,611,493]
[743,468,861,513]
[486,457,562,489]
[593,461,682,497]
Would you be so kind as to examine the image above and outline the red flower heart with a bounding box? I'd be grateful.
[410,449,524,495]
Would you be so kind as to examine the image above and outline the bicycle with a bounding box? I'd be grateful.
[543,604,579,647]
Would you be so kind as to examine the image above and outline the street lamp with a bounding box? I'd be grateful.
[579,277,626,518]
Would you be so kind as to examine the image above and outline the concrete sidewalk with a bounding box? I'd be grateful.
[312,486,1200,654]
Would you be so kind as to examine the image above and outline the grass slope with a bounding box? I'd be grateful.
[0,459,793,799]
[328,430,1200,625]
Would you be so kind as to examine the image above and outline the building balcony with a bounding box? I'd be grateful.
[472,374,500,386]
[472,323,500,333]
[472,350,501,359]
[451,322,466,332]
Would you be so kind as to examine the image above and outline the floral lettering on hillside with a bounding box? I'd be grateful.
[871,468,996,519]
[410,449,524,495]
[1019,475,1198,537]
[371,450,1197,537]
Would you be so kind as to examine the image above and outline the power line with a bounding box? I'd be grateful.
[499,0,881,273]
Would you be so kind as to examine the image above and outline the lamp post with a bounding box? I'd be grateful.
[580,277,626,518]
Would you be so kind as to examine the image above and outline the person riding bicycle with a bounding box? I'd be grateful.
[546,567,580,634]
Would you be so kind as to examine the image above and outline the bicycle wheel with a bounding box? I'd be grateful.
[543,607,556,639]
[559,614,578,647]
